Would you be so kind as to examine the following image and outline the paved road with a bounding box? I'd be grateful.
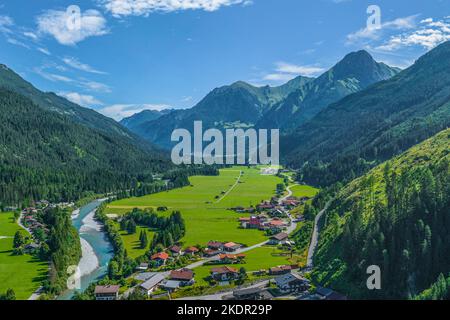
[306,200,332,268]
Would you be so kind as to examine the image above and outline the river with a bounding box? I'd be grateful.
[58,199,114,300]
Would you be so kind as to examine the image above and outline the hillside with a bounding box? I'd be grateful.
[0,87,171,206]
[283,41,450,186]
[120,109,174,132]
[123,77,313,149]
[0,64,156,153]
[312,129,450,299]
[257,50,399,130]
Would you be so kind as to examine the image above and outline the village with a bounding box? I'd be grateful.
[93,190,346,301]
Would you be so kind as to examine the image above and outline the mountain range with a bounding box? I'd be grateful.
[121,50,400,149]
[0,65,171,205]
[282,41,450,186]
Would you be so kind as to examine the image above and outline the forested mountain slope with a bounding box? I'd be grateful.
[123,77,313,149]
[312,129,450,299]
[0,88,171,206]
[283,41,450,186]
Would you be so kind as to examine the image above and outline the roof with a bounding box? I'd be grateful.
[140,274,165,290]
[169,245,182,253]
[170,268,194,281]
[271,232,288,241]
[224,242,239,248]
[210,266,238,274]
[151,252,169,260]
[275,272,307,287]
[316,287,347,300]
[185,246,199,253]
[162,280,182,290]
[269,220,285,226]
[219,253,246,260]
[94,285,120,295]
[207,241,223,248]
[233,287,262,297]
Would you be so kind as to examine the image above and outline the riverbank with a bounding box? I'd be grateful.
[58,199,113,300]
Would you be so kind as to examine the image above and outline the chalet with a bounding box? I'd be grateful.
[269,265,292,275]
[240,216,262,229]
[267,219,287,231]
[257,202,275,211]
[168,245,182,256]
[269,232,289,245]
[151,252,169,266]
[275,272,310,293]
[169,268,195,286]
[223,242,241,252]
[210,266,239,281]
[94,285,120,300]
[184,246,200,256]
[204,248,220,257]
[282,199,300,207]
[140,274,165,296]
[316,287,348,300]
[218,253,246,264]
[207,241,224,251]
[233,287,264,300]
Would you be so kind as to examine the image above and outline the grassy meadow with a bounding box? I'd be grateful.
[0,212,48,299]
[107,167,283,247]
[289,184,319,198]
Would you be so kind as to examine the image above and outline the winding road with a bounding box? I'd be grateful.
[306,200,332,269]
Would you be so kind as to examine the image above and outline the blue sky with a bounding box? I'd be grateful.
[0,0,449,120]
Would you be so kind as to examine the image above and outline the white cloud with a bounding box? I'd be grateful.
[347,15,418,44]
[376,17,450,51]
[275,62,325,77]
[263,73,297,82]
[37,47,51,55]
[79,80,112,93]
[100,0,252,17]
[23,31,38,40]
[59,92,103,107]
[98,104,171,120]
[63,56,107,74]
[6,37,30,49]
[0,15,13,34]
[37,9,108,45]
[34,66,75,83]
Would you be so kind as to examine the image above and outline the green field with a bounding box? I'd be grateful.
[0,212,48,300]
[118,225,156,259]
[192,246,292,285]
[289,184,319,198]
[107,167,283,246]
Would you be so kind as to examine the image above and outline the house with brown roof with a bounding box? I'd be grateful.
[151,252,169,266]
[184,246,199,256]
[207,241,224,251]
[275,272,310,293]
[168,245,182,257]
[169,268,195,286]
[210,266,239,281]
[269,232,289,245]
[269,265,293,275]
[217,253,246,264]
[223,242,242,252]
[204,248,220,257]
[94,285,120,300]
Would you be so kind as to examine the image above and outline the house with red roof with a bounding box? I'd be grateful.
[169,268,195,286]
[184,246,199,256]
[223,242,242,252]
[151,252,169,266]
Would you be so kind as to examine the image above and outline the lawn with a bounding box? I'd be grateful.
[0,212,48,300]
[192,246,292,285]
[290,184,319,198]
[118,224,156,259]
[107,167,283,247]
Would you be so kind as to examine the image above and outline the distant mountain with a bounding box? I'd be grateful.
[0,65,171,205]
[312,128,450,299]
[283,41,450,186]
[0,64,153,151]
[129,76,313,149]
[257,50,400,130]
[120,108,174,132]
